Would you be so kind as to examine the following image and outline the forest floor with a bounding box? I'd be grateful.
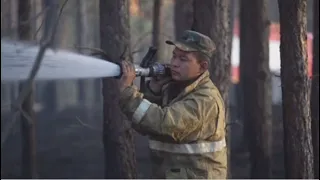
[1,105,284,179]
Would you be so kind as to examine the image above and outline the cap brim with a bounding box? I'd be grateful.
[165,40,197,52]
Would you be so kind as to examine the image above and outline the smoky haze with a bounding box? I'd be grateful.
[1,0,315,179]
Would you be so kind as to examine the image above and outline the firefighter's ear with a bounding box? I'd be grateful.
[199,60,209,72]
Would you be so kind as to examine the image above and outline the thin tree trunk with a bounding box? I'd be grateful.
[191,0,232,177]
[174,0,193,38]
[278,0,314,178]
[311,0,319,178]
[19,86,37,178]
[1,0,18,38]
[99,0,137,178]
[18,0,37,178]
[76,0,85,105]
[42,0,58,111]
[31,0,44,40]
[152,0,164,63]
[240,0,272,178]
[191,0,232,109]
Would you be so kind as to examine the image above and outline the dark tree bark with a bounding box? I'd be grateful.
[152,0,161,48]
[191,0,232,177]
[191,0,232,108]
[174,0,193,38]
[152,0,164,63]
[278,0,314,178]
[240,0,272,178]
[1,0,18,38]
[76,0,85,105]
[99,0,137,178]
[311,0,319,178]
[18,0,37,178]
[42,0,58,111]
[18,0,32,39]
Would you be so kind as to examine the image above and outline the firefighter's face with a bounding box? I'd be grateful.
[170,47,208,81]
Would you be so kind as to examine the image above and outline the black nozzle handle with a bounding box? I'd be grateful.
[140,47,157,68]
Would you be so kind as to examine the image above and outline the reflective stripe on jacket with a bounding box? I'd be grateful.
[119,71,227,179]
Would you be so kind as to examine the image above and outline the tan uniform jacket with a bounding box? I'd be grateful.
[119,71,227,179]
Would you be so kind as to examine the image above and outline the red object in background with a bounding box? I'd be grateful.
[231,20,313,84]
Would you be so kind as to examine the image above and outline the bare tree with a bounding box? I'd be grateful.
[174,0,193,38]
[239,0,272,178]
[191,0,232,109]
[191,0,232,177]
[278,0,314,178]
[76,0,92,107]
[152,0,165,63]
[17,0,37,178]
[311,0,319,178]
[99,0,137,178]
[1,0,18,38]
[1,0,68,150]
[41,0,58,111]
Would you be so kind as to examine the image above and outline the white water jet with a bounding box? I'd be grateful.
[1,39,121,82]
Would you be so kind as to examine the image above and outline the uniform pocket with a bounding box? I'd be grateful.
[165,168,208,179]
[165,168,187,179]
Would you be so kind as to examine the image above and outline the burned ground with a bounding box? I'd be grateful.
[1,105,284,179]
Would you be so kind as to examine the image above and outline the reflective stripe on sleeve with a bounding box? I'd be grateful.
[149,138,226,154]
[132,99,152,124]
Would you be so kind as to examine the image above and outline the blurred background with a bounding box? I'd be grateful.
[1,0,316,178]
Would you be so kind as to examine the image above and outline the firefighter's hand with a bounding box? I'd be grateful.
[119,60,136,92]
[148,76,172,94]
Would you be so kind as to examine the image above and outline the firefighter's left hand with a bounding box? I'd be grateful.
[119,60,136,92]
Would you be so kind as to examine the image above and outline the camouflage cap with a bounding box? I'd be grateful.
[166,30,216,59]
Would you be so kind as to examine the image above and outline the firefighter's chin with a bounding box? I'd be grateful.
[170,71,181,81]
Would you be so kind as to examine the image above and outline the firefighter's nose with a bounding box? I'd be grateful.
[171,58,179,68]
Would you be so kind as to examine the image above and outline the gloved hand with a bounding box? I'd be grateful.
[148,76,172,95]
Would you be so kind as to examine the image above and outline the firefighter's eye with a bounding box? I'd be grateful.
[180,57,188,61]
[172,54,176,59]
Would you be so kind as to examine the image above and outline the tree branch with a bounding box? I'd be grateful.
[131,31,172,52]
[1,0,69,149]
[73,30,164,63]
[75,116,99,130]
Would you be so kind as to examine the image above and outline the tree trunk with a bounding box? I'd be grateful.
[76,0,96,112]
[30,0,44,40]
[191,0,232,110]
[18,0,37,178]
[191,0,232,177]
[152,0,165,63]
[278,0,314,178]
[240,0,272,178]
[99,0,137,178]
[311,0,319,178]
[76,0,85,106]
[1,0,18,38]
[174,0,193,38]
[42,0,58,111]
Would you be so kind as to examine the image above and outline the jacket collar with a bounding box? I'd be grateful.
[167,70,211,103]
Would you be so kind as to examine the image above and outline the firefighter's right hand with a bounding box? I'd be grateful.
[148,76,171,94]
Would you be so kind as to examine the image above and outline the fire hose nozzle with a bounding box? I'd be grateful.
[113,62,171,79]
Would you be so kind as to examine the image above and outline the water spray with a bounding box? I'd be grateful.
[1,40,171,82]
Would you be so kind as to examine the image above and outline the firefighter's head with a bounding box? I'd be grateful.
[166,30,215,81]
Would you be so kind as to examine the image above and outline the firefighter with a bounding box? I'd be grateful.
[119,30,227,179]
